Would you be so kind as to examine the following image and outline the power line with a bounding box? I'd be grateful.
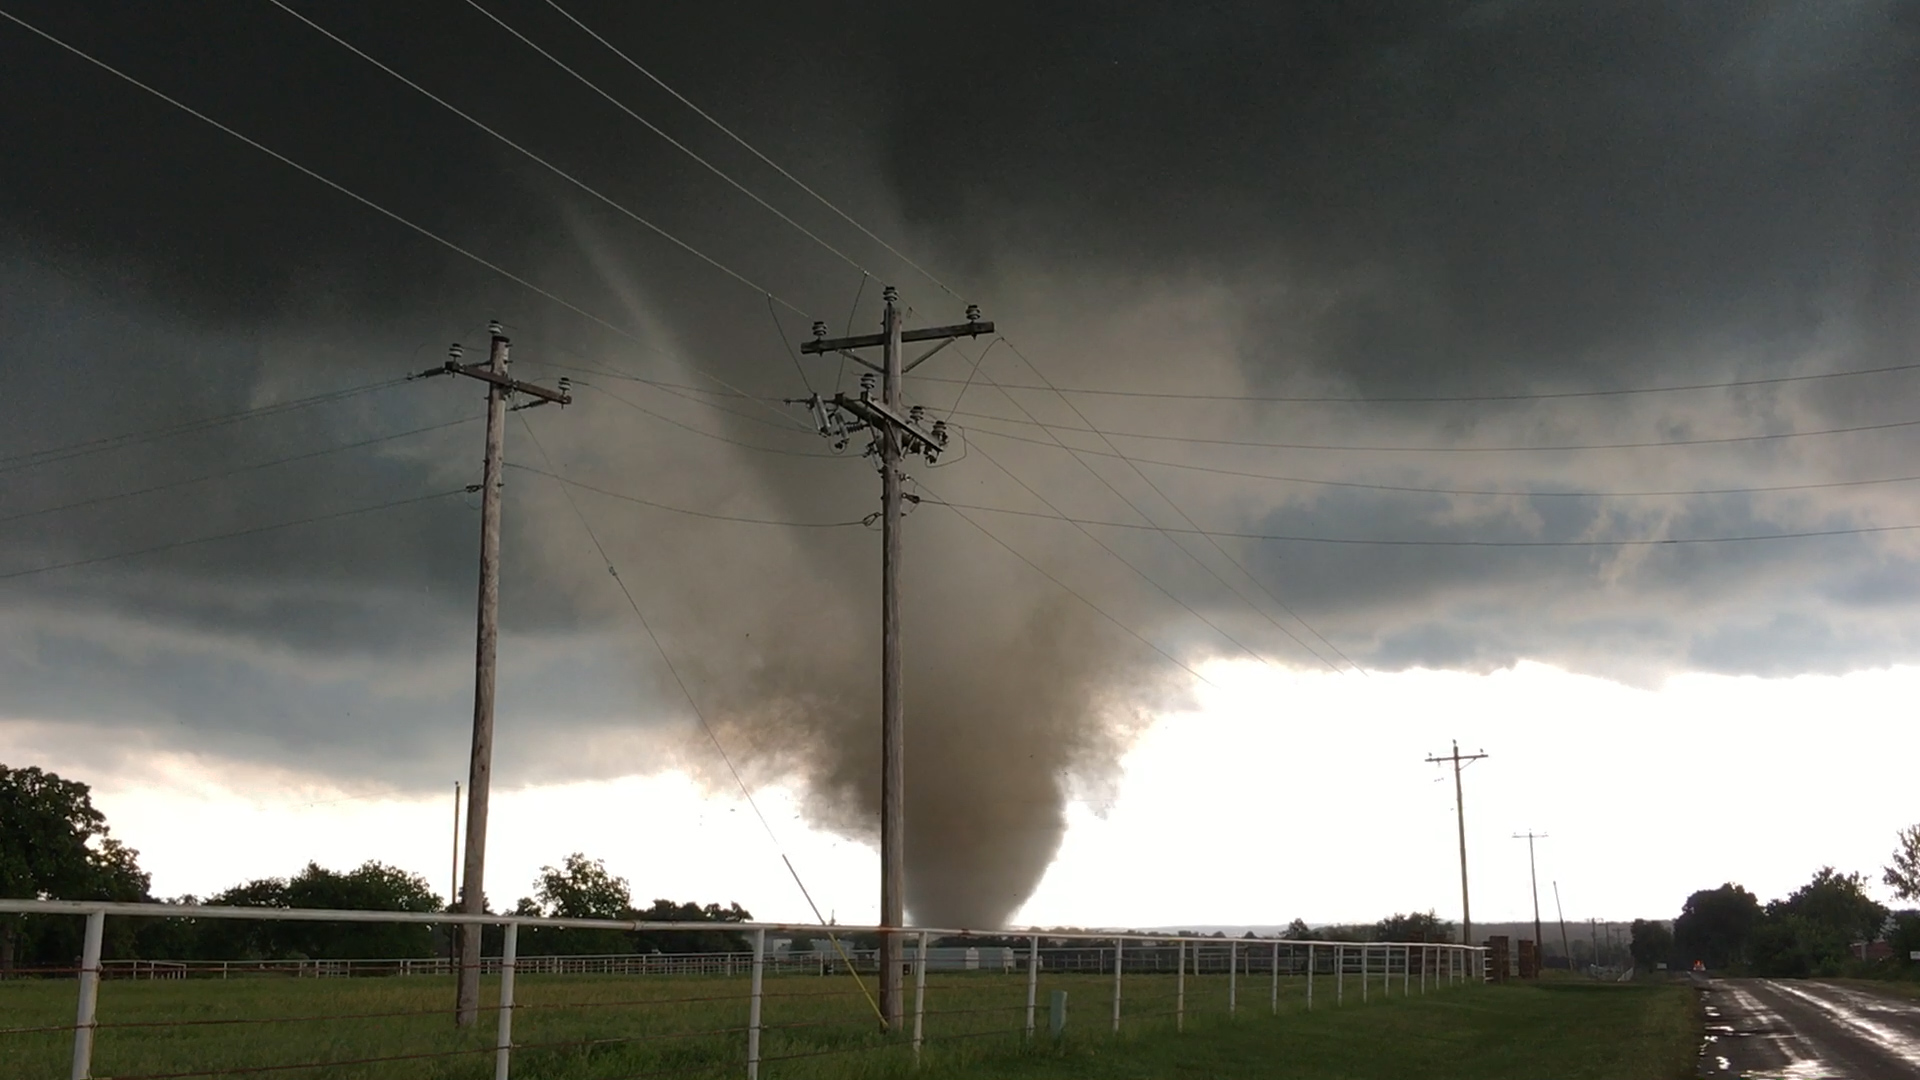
[0,8,649,347]
[0,489,466,583]
[536,0,965,302]
[767,295,815,395]
[0,8,811,445]
[927,498,1920,548]
[0,376,410,477]
[513,415,883,1024]
[510,29,1920,580]
[963,426,1920,500]
[942,339,998,424]
[955,377,1341,673]
[956,435,1298,673]
[838,274,871,395]
[0,416,477,528]
[492,10,1349,674]
[507,463,866,528]
[264,0,813,318]
[504,5,1916,580]
[986,344,1361,673]
[911,478,1219,690]
[578,382,843,459]
[489,362,1920,499]
[486,333,815,437]
[910,359,1920,406]
[480,14,1621,665]
[459,0,871,282]
[946,406,1920,454]
[496,3,1913,584]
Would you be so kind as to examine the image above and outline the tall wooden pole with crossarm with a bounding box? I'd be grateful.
[412,322,570,1026]
[794,289,991,1029]
[1426,741,1489,952]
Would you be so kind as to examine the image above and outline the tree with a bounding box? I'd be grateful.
[284,862,440,959]
[532,854,631,919]
[1629,919,1674,971]
[196,861,440,960]
[630,899,753,954]
[1673,883,1762,970]
[1749,868,1887,977]
[1282,918,1312,941]
[520,854,634,956]
[1777,868,1885,943]
[1377,911,1452,943]
[1889,911,1920,970]
[1885,826,1920,902]
[0,764,151,973]
[200,875,294,960]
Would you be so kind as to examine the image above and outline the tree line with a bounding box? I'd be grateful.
[933,912,1455,952]
[1633,826,1920,977]
[0,764,749,972]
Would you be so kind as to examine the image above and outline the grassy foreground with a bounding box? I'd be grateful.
[1021,982,1699,1080]
[0,972,1695,1079]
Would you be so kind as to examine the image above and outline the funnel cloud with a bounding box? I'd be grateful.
[700,599,1180,927]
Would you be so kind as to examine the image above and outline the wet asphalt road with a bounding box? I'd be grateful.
[1699,978,1920,1078]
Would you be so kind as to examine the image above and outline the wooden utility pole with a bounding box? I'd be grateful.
[413,323,570,1026]
[1425,741,1488,949]
[794,289,990,1030]
[1552,880,1572,978]
[1513,832,1546,973]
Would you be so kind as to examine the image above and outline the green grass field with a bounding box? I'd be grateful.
[0,971,1695,1080]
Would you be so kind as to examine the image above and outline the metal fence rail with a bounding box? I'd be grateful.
[97,951,845,980]
[0,898,1487,1080]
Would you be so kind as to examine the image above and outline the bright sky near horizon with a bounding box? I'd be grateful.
[11,659,1911,931]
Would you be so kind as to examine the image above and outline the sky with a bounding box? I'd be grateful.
[1,1,1917,933]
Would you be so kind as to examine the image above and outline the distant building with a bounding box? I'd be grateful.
[1851,939,1893,962]
[900,945,1016,972]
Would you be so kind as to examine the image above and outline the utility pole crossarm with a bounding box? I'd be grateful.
[416,357,573,406]
[832,394,944,457]
[800,319,994,354]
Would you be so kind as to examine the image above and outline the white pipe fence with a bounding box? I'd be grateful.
[0,897,1487,1080]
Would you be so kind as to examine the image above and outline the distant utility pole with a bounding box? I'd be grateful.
[414,322,571,1027]
[1552,881,1572,976]
[1513,832,1546,964]
[793,288,991,1031]
[1425,741,1488,948]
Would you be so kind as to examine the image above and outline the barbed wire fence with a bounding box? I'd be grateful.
[0,898,1486,1080]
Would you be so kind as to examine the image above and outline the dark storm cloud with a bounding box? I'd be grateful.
[878,0,1918,391]
[2,0,1917,923]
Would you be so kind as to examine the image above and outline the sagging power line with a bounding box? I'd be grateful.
[537,357,1920,501]
[909,358,1920,406]
[945,405,1920,454]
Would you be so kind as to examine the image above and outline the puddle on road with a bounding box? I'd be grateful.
[1701,1058,1839,1076]
[1765,980,1920,1071]
[1698,984,1840,1079]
